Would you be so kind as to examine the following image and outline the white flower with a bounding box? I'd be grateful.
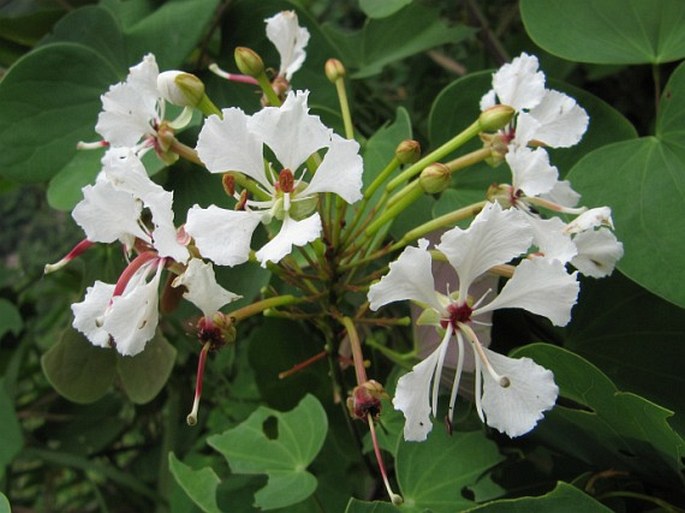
[188,90,363,266]
[265,11,310,81]
[368,203,579,441]
[172,258,241,317]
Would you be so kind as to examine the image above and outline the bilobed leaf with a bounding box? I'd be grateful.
[520,0,685,64]
[0,492,9,513]
[359,0,412,19]
[208,394,328,510]
[0,43,118,183]
[513,344,685,489]
[363,107,412,189]
[463,481,612,513]
[41,327,116,404]
[168,453,222,513]
[117,331,176,404]
[567,60,685,307]
[345,498,400,513]
[396,428,505,512]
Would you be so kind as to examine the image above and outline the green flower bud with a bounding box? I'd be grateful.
[486,183,515,208]
[479,104,515,132]
[325,58,346,82]
[395,139,421,164]
[234,46,265,77]
[157,71,205,107]
[419,163,451,194]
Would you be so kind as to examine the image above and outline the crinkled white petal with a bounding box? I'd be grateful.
[517,90,589,148]
[491,53,546,111]
[185,205,262,267]
[437,203,532,298]
[95,54,160,146]
[71,280,115,348]
[265,10,310,81]
[172,258,241,317]
[256,213,322,266]
[476,258,579,327]
[479,89,497,111]
[571,229,624,278]
[250,91,331,172]
[196,108,269,188]
[507,146,559,198]
[541,179,581,208]
[302,134,363,203]
[103,261,163,356]
[393,340,447,442]
[368,239,443,312]
[480,347,558,437]
[525,215,577,264]
[72,180,148,246]
[564,206,614,234]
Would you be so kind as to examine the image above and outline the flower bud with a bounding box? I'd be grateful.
[486,183,516,208]
[479,104,515,132]
[234,47,265,77]
[419,163,451,194]
[480,132,507,167]
[157,71,205,107]
[346,380,387,420]
[325,58,346,82]
[395,139,421,164]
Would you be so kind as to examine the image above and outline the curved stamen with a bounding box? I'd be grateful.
[431,327,452,417]
[446,330,466,426]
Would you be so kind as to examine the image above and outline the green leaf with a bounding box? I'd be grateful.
[0,298,22,339]
[0,380,23,479]
[0,43,119,183]
[322,3,473,78]
[41,328,116,404]
[101,0,221,70]
[520,0,685,65]
[0,492,10,513]
[463,481,612,513]
[567,60,685,307]
[116,332,176,404]
[396,428,505,512]
[208,394,328,510]
[564,272,685,433]
[345,498,399,512]
[169,453,222,513]
[358,0,412,19]
[513,344,685,489]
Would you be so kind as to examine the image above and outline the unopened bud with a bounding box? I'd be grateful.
[325,58,346,82]
[486,183,516,208]
[419,163,451,194]
[235,47,264,77]
[395,139,421,164]
[157,71,205,107]
[480,132,507,167]
[479,104,515,132]
[346,380,387,420]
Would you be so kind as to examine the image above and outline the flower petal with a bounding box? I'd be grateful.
[303,134,363,203]
[491,53,546,111]
[255,213,322,266]
[71,280,115,348]
[480,347,558,437]
[517,90,589,148]
[95,54,160,146]
[476,258,579,326]
[185,205,261,267]
[436,203,532,298]
[173,258,241,317]
[507,146,559,198]
[196,108,268,187]
[541,179,581,208]
[526,215,577,264]
[393,340,446,442]
[564,206,614,234]
[265,10,310,80]
[571,229,624,278]
[250,91,331,172]
[368,239,443,312]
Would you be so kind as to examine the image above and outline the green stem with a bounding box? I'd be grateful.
[197,93,222,117]
[386,119,481,191]
[341,316,367,384]
[229,294,305,322]
[365,157,401,200]
[257,72,282,107]
[169,138,203,166]
[335,78,354,140]
[365,181,423,236]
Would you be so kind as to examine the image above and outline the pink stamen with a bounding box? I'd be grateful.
[112,251,160,298]
[44,239,95,274]
[367,413,403,505]
[187,341,211,426]
[208,63,259,85]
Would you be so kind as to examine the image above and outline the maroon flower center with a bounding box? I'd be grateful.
[440,302,473,329]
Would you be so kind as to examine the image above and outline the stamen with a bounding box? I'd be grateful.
[460,322,510,388]
[208,63,259,85]
[474,355,484,422]
[44,239,95,274]
[446,331,466,427]
[471,288,492,310]
[431,327,452,417]
[76,140,109,150]
[187,342,211,426]
[367,413,403,506]
[278,350,327,379]
[527,195,587,215]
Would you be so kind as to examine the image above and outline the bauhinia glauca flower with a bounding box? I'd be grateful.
[186,90,363,267]
[368,203,580,441]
